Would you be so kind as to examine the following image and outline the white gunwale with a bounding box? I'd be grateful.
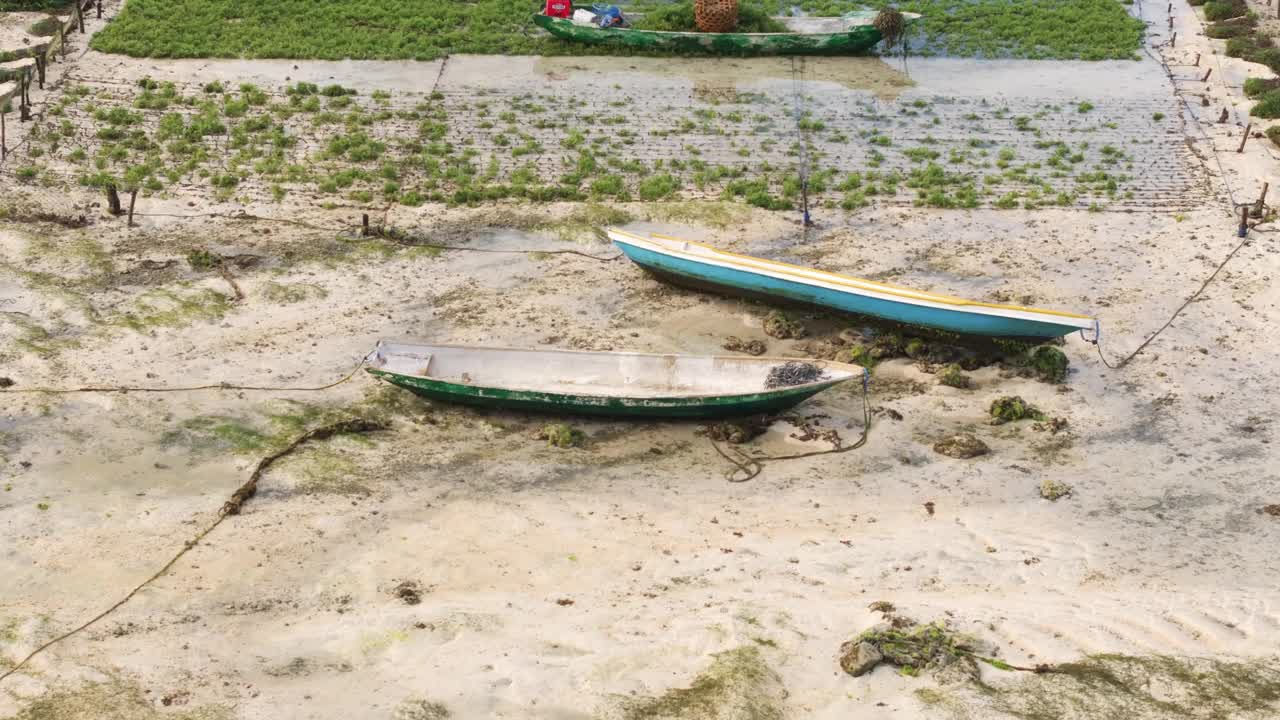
[371,340,864,401]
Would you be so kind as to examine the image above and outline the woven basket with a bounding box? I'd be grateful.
[695,0,739,33]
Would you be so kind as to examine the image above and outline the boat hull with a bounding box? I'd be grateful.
[533,14,884,55]
[368,368,845,418]
[612,236,1092,340]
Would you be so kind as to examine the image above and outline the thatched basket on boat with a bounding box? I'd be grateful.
[695,0,739,33]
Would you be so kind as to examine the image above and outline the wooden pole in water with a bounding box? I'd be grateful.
[1238,123,1252,152]
[1253,182,1269,217]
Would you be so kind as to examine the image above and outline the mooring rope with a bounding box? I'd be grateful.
[1079,0,1261,369]
[0,419,386,685]
[1084,230,1252,369]
[0,352,374,395]
[711,369,871,482]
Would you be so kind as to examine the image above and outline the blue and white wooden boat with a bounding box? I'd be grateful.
[608,229,1096,340]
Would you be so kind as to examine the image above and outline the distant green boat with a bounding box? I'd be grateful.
[532,12,919,56]
[367,341,862,418]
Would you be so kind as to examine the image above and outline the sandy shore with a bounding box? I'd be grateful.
[2,1,1280,718]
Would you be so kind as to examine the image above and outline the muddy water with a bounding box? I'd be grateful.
[536,54,915,100]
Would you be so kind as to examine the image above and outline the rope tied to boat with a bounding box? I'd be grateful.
[0,418,386,686]
[0,351,376,395]
[1083,230,1253,370]
[711,368,871,482]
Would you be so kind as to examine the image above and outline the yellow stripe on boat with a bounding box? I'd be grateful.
[611,228,1092,323]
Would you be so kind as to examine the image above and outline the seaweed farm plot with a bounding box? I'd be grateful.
[0,64,1210,213]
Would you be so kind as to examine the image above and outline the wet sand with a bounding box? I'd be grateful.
[2,0,1280,718]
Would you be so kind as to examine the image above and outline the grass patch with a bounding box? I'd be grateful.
[91,0,1143,61]
[1251,90,1280,119]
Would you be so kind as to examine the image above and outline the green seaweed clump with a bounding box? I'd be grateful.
[1022,345,1069,383]
[1040,479,1073,500]
[989,396,1046,425]
[393,698,451,720]
[904,338,928,359]
[538,423,584,449]
[187,248,219,270]
[762,310,806,340]
[834,345,875,369]
[844,621,978,678]
[937,363,972,389]
[702,415,770,444]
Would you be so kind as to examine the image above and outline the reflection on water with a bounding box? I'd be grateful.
[536,54,914,100]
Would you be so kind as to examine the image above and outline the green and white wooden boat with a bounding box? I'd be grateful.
[367,341,862,418]
[532,12,919,56]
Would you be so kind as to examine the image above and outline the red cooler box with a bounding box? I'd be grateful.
[545,0,572,18]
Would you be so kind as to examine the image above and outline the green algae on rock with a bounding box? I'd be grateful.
[989,396,1046,425]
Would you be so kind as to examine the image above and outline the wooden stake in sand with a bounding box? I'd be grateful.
[1202,68,1213,82]
[75,1,85,33]
[1239,205,1250,237]
[362,213,370,237]
[97,0,102,19]
[1172,32,1176,47]
[105,184,122,215]
[127,188,139,226]
[1253,182,1269,217]
[1238,123,1252,152]
[1194,52,1200,66]
[1,111,6,159]
[19,76,30,122]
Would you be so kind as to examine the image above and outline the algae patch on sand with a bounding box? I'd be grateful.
[612,645,785,720]
[924,654,1280,720]
[11,677,231,720]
